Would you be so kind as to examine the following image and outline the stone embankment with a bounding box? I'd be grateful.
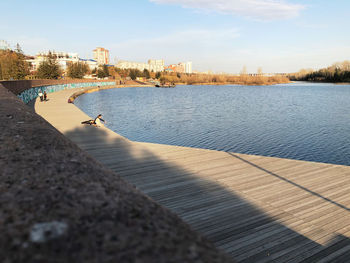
[0,80,234,263]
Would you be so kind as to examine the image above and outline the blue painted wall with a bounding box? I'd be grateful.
[18,81,116,104]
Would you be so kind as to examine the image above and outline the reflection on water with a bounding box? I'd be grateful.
[74,82,350,166]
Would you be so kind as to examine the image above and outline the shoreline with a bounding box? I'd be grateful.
[68,83,153,102]
[188,81,291,86]
[68,82,349,167]
[68,81,292,102]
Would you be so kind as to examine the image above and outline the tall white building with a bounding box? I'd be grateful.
[93,47,109,65]
[180,61,192,74]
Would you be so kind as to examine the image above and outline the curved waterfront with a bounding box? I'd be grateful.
[74,82,350,166]
[33,85,350,262]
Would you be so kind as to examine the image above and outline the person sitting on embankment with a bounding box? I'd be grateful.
[81,114,106,127]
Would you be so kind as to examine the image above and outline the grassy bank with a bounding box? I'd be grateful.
[160,73,290,86]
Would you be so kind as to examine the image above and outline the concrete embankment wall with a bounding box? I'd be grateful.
[0,80,233,262]
[1,79,117,95]
[1,79,116,104]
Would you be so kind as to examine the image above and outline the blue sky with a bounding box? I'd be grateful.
[1,0,349,73]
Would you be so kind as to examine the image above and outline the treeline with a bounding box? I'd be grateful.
[114,68,153,80]
[157,72,289,85]
[34,56,95,80]
[112,67,290,85]
[290,61,350,83]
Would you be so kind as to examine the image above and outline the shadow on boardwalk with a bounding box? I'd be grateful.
[64,125,350,262]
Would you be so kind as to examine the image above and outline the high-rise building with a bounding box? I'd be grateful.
[93,47,109,65]
[180,61,192,74]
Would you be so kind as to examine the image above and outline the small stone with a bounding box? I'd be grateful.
[29,221,68,243]
[22,242,29,248]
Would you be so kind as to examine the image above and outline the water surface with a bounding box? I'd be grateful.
[74,83,350,166]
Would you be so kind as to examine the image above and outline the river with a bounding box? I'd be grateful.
[74,82,350,166]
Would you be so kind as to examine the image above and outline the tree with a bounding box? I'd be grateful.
[102,65,109,77]
[97,65,110,79]
[240,65,247,76]
[0,60,2,80]
[107,67,122,80]
[129,69,137,80]
[290,60,350,82]
[15,43,23,54]
[67,62,89,79]
[97,69,106,79]
[143,69,150,79]
[155,72,161,79]
[36,55,61,79]
[0,49,30,80]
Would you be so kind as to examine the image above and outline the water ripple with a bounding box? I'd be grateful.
[74,83,350,166]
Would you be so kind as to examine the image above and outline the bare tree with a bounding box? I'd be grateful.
[240,65,247,76]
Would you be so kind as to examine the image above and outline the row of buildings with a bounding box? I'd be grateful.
[116,59,165,73]
[26,47,110,73]
[1,40,193,74]
[27,47,193,74]
[115,59,193,74]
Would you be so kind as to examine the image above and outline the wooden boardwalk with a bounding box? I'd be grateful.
[35,87,350,262]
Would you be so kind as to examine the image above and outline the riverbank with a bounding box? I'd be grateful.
[159,73,290,86]
[68,83,153,102]
[188,80,291,86]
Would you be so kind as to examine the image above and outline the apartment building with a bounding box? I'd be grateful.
[93,47,109,65]
[164,61,192,74]
[180,61,193,74]
[148,59,165,72]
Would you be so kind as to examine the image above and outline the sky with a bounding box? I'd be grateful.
[1,0,350,73]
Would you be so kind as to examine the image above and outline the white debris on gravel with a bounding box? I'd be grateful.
[30,221,68,243]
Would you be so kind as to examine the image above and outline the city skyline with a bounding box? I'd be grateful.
[1,0,349,73]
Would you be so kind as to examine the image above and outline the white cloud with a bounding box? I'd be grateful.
[150,0,305,20]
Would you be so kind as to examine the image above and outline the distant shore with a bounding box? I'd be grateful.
[186,80,291,86]
[68,79,292,102]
